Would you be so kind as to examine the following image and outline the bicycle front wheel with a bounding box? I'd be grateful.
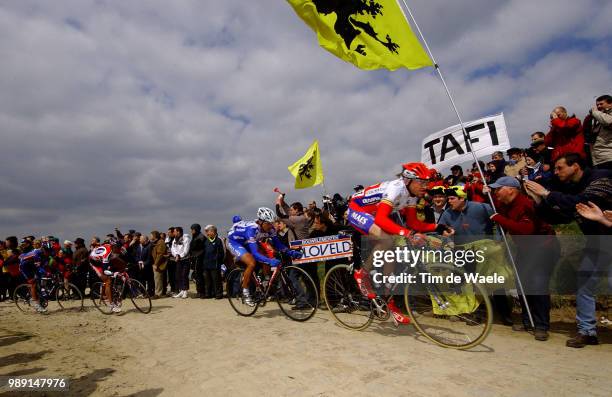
[13,284,33,313]
[323,264,373,330]
[404,263,492,349]
[90,282,114,315]
[127,279,152,314]
[56,283,84,312]
[276,266,318,322]
[226,268,258,316]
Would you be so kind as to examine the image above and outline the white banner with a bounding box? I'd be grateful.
[289,234,353,264]
[421,114,511,169]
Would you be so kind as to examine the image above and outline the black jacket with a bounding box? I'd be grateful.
[202,237,225,270]
[538,168,611,235]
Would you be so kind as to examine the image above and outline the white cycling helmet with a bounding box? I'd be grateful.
[257,207,277,223]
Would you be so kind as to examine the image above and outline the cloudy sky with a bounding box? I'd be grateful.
[1,0,610,240]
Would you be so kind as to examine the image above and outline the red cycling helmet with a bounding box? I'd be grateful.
[401,162,431,180]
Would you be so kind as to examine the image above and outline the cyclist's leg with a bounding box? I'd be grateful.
[240,254,256,290]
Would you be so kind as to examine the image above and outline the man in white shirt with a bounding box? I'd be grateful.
[171,227,192,298]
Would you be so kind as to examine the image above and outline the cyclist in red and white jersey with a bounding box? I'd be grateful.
[348,162,454,324]
[89,238,129,313]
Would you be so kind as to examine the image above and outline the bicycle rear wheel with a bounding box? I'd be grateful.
[13,284,33,313]
[404,263,492,349]
[226,268,259,316]
[90,282,114,315]
[323,264,373,330]
[127,279,152,314]
[56,283,84,312]
[276,266,318,322]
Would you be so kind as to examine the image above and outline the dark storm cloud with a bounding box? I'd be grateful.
[0,0,610,240]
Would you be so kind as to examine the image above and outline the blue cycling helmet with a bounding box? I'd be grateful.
[232,215,242,224]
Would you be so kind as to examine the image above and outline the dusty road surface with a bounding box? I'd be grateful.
[1,295,610,397]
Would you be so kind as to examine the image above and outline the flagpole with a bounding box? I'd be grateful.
[396,0,535,329]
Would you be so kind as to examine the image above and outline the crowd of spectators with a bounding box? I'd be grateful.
[0,96,610,348]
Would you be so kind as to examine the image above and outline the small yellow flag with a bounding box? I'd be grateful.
[286,0,433,71]
[288,140,324,189]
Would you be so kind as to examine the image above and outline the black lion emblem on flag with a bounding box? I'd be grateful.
[312,0,400,56]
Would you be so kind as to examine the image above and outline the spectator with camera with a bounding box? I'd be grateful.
[544,106,585,162]
[275,193,312,241]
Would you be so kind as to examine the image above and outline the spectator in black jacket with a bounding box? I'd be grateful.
[202,225,225,299]
[189,224,206,298]
[525,153,612,348]
[135,235,154,296]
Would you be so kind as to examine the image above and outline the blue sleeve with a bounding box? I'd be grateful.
[270,235,288,252]
[244,226,274,265]
[246,240,275,265]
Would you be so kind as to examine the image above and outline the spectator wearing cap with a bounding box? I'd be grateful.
[504,148,527,177]
[530,136,553,172]
[171,227,191,299]
[425,186,447,224]
[438,186,494,244]
[189,224,206,298]
[525,153,611,348]
[544,106,586,162]
[486,177,560,341]
[585,94,612,169]
[275,194,312,241]
[444,165,466,186]
[202,225,225,299]
[150,230,168,299]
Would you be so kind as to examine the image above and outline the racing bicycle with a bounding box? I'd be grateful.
[14,271,84,313]
[90,268,152,315]
[323,235,493,349]
[226,252,318,322]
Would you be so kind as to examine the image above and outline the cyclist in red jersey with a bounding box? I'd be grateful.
[89,238,129,313]
[347,162,455,324]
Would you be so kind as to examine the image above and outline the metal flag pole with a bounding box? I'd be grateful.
[396,0,535,328]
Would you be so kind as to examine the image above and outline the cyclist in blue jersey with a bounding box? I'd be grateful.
[227,207,302,306]
[19,242,53,313]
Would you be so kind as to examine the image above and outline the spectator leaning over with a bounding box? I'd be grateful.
[585,94,612,170]
[525,153,611,348]
[485,177,560,341]
[275,194,312,241]
[544,106,586,162]
[504,148,527,177]
[189,224,206,298]
[171,227,192,299]
[202,225,225,299]
[150,230,168,299]
[438,186,494,244]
